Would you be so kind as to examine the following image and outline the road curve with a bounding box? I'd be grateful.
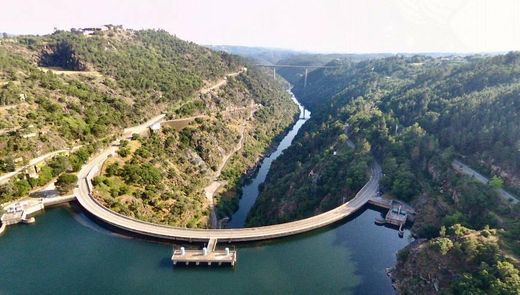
[74,147,381,242]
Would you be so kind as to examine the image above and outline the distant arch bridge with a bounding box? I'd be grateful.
[254,64,342,87]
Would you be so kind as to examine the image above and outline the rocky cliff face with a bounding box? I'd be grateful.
[390,239,449,294]
[39,41,88,71]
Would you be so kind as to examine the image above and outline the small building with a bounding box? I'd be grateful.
[22,132,37,139]
[371,198,416,236]
[149,122,161,133]
[25,166,38,179]
[81,27,103,35]
[104,24,123,31]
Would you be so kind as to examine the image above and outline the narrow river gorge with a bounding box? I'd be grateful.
[0,89,411,295]
[227,89,309,228]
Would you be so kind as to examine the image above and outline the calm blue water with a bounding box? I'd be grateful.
[0,205,410,295]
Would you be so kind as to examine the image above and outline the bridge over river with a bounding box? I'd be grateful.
[255,64,342,87]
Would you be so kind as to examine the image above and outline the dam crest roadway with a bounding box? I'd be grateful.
[69,70,390,245]
[75,132,383,242]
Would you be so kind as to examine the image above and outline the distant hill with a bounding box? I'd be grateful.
[207,45,483,86]
[274,53,394,85]
[207,45,395,84]
[206,45,302,64]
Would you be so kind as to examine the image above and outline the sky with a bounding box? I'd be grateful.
[1,0,520,53]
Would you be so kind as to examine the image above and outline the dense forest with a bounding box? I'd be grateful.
[249,53,520,293]
[0,28,298,228]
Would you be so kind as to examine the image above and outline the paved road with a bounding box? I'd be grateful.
[123,70,244,137]
[452,160,519,204]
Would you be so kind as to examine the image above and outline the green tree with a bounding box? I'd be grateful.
[68,148,90,172]
[488,176,504,189]
[490,261,520,294]
[55,173,78,193]
[117,147,130,158]
[0,157,16,173]
[105,162,120,177]
[13,179,31,197]
[430,237,454,255]
[37,166,53,186]
[48,155,70,176]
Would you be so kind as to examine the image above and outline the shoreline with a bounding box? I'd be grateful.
[0,222,6,236]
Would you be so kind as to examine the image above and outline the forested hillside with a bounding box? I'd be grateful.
[293,54,520,190]
[249,53,520,293]
[93,67,297,227]
[0,28,299,228]
[0,28,239,164]
[393,225,520,294]
[247,112,372,225]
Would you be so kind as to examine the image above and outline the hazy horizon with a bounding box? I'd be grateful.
[207,44,511,55]
[1,0,520,54]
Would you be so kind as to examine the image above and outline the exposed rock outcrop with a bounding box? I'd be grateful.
[39,41,87,71]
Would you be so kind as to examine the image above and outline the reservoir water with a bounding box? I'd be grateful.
[0,89,411,294]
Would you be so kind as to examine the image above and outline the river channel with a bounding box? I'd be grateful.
[227,90,309,228]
